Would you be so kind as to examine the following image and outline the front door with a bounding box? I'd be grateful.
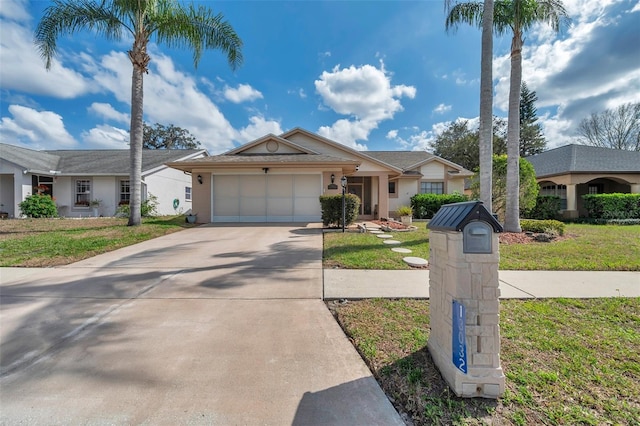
[347,183,364,215]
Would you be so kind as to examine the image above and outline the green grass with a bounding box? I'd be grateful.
[330,297,640,426]
[323,229,430,269]
[500,224,640,270]
[0,216,195,267]
[324,224,640,271]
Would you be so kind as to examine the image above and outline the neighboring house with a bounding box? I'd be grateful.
[0,143,207,218]
[167,127,473,223]
[526,144,640,218]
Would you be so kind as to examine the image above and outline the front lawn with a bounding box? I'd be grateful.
[0,216,196,267]
[331,297,640,425]
[324,224,640,271]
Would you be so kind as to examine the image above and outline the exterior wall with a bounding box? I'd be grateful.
[145,166,195,216]
[242,142,303,154]
[389,179,417,213]
[419,162,444,179]
[447,178,465,194]
[0,174,15,217]
[0,159,35,218]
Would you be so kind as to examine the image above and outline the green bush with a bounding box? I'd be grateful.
[526,195,561,220]
[320,194,361,227]
[520,219,565,236]
[116,194,159,217]
[410,193,468,219]
[19,194,58,218]
[582,193,640,219]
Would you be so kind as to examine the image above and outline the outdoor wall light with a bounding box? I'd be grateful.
[197,174,203,184]
[331,173,335,184]
[263,167,269,174]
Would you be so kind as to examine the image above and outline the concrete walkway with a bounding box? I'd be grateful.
[0,225,404,425]
[323,269,640,300]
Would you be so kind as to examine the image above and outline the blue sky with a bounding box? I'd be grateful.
[1,0,639,154]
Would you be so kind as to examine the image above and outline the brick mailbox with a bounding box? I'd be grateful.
[427,201,505,398]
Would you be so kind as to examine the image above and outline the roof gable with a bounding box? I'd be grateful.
[526,144,640,177]
[225,134,317,155]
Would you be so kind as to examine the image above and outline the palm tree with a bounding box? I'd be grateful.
[35,0,243,226]
[445,0,494,214]
[445,0,569,231]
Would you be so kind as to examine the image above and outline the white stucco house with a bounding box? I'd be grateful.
[167,128,473,223]
[0,143,207,218]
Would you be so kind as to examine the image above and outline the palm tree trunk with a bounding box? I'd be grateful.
[479,0,494,213]
[505,33,523,232]
[128,66,144,226]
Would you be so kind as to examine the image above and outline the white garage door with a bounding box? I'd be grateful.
[212,174,321,222]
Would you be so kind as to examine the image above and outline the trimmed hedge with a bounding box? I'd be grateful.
[410,193,468,219]
[319,194,361,227]
[582,193,640,219]
[520,219,565,236]
[526,195,561,220]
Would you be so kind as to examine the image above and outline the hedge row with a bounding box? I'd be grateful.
[582,193,640,219]
[410,193,468,219]
[319,194,361,227]
[526,195,561,220]
[520,219,565,236]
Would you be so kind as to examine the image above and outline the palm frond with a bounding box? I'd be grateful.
[445,2,485,32]
[35,0,126,69]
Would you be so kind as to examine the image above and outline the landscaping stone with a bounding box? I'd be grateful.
[383,240,401,245]
[369,230,384,234]
[377,234,393,239]
[391,247,412,254]
[402,256,428,267]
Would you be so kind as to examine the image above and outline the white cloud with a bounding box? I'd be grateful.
[433,103,452,114]
[314,60,416,148]
[0,105,76,148]
[81,125,129,149]
[0,20,94,99]
[386,129,398,139]
[91,50,239,153]
[88,103,129,124]
[223,83,263,103]
[0,0,30,22]
[237,116,283,145]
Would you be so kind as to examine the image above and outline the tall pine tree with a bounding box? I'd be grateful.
[519,82,546,157]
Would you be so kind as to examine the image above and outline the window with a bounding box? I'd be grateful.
[185,186,192,201]
[75,179,91,207]
[420,181,444,194]
[119,180,130,205]
[588,184,603,195]
[388,181,397,198]
[540,184,567,209]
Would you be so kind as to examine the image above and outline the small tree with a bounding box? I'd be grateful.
[19,194,58,218]
[470,155,538,222]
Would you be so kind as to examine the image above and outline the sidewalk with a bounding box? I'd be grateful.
[323,269,640,300]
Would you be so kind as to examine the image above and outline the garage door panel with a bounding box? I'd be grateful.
[212,174,321,222]
[268,175,293,197]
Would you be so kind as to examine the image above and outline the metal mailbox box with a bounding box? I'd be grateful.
[463,221,493,253]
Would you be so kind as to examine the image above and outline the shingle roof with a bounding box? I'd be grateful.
[0,143,205,175]
[173,153,359,165]
[526,144,640,177]
[365,151,435,170]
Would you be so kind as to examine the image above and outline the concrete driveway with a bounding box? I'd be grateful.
[0,224,403,425]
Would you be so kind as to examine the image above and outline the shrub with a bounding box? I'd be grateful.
[526,195,562,220]
[582,193,640,219]
[396,205,413,216]
[19,194,58,218]
[410,193,468,219]
[116,194,159,217]
[520,219,565,236]
[319,194,361,227]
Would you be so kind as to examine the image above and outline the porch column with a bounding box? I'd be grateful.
[631,184,640,194]
[378,174,389,219]
[564,184,578,219]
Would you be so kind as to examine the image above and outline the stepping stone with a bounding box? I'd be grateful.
[392,247,412,254]
[403,256,428,267]
[383,239,401,245]
[369,230,384,234]
[376,234,393,239]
